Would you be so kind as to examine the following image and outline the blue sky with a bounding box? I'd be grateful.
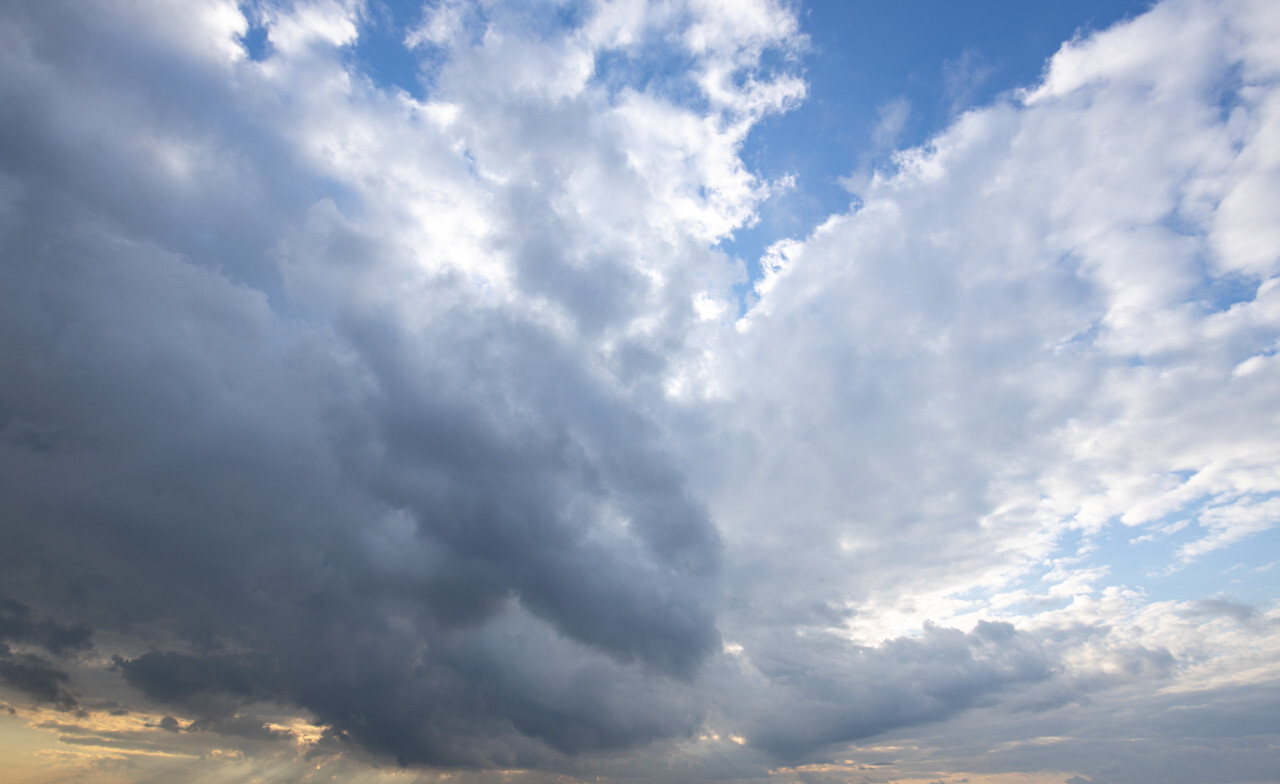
[731,0,1155,263]
[2,2,1279,784]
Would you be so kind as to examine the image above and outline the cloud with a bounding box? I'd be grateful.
[0,598,90,710]
[710,0,1280,640]
[942,48,994,114]
[0,0,1279,782]
[872,97,912,150]
[0,650,78,710]
[722,621,1057,761]
[693,0,1280,774]
[0,598,92,656]
[0,0,795,770]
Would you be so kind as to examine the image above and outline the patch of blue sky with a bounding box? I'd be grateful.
[1197,272,1262,313]
[501,0,592,41]
[311,174,366,218]
[960,495,1279,620]
[237,3,271,61]
[593,46,708,110]
[723,0,1156,278]
[1157,209,1262,314]
[1136,528,1279,608]
[1070,494,1280,608]
[1211,60,1249,130]
[350,0,431,98]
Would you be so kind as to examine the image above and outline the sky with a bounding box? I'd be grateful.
[1,1,1279,783]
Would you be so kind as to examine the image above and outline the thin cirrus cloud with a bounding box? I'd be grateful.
[0,1,1277,783]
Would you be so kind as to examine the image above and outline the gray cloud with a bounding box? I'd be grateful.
[0,598,92,656]
[723,621,1057,761]
[0,0,740,768]
[0,598,90,710]
[0,649,78,709]
[0,172,720,765]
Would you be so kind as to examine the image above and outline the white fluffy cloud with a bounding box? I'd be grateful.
[688,0,1280,772]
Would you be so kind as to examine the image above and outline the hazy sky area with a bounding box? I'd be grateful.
[2,2,1279,783]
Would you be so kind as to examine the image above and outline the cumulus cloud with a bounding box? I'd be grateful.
[0,599,90,710]
[0,0,794,769]
[0,0,1279,782]
[709,0,1280,630]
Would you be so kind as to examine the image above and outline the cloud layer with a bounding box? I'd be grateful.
[1,1,1279,782]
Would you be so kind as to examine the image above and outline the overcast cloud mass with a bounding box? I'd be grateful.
[2,1,1279,783]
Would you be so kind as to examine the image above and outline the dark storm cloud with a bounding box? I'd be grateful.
[0,0,338,305]
[0,1,722,767]
[733,621,1056,761]
[0,597,92,655]
[188,713,296,741]
[0,648,78,709]
[117,651,263,712]
[0,598,90,709]
[0,179,718,765]
[341,299,722,674]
